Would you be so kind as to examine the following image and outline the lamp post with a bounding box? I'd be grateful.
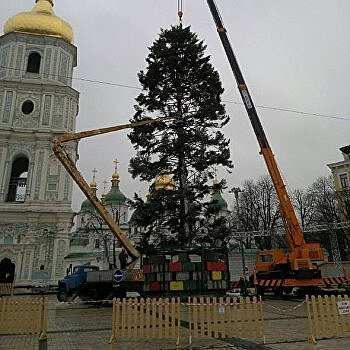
[231,187,247,282]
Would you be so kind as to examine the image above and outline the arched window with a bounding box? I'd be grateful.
[26,52,41,73]
[7,157,29,202]
[0,258,15,283]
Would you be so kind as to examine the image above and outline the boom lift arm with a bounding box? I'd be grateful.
[206,0,324,272]
[52,116,173,268]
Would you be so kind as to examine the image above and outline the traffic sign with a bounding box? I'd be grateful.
[337,300,350,315]
[113,269,123,283]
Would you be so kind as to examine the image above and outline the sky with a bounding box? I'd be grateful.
[1,0,349,212]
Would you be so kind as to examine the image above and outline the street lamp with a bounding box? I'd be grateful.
[230,187,247,282]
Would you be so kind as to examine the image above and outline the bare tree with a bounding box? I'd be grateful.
[230,174,349,258]
[309,176,339,224]
[237,175,282,250]
[306,175,350,259]
[291,188,318,231]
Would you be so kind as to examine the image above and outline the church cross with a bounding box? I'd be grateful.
[103,179,108,192]
[114,158,119,172]
[92,167,97,181]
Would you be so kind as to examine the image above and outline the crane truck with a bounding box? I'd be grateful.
[206,0,348,295]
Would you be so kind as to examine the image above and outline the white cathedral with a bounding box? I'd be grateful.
[0,0,78,285]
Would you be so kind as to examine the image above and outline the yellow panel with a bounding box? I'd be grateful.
[170,281,184,291]
[212,271,222,280]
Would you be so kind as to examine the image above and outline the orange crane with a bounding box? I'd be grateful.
[206,0,328,294]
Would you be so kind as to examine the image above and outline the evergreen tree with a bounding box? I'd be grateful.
[128,25,232,249]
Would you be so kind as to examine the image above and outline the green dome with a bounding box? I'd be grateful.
[80,198,94,212]
[104,167,127,206]
[80,178,97,212]
[104,185,127,206]
[208,179,228,211]
[209,192,228,211]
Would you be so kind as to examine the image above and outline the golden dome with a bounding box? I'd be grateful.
[4,0,73,44]
[154,171,175,191]
[90,180,97,190]
[111,172,120,186]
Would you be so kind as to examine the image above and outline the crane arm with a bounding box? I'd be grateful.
[52,115,174,267]
[54,116,173,144]
[206,0,305,248]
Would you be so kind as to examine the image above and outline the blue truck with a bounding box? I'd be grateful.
[57,264,143,302]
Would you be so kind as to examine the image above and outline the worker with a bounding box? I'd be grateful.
[238,277,248,297]
[119,249,128,270]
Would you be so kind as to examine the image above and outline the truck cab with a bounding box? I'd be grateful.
[57,264,99,302]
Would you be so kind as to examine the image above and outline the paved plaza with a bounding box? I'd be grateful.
[1,295,350,349]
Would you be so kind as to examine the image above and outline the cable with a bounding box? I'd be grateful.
[223,100,350,121]
[1,64,349,121]
[73,76,141,90]
[0,65,141,90]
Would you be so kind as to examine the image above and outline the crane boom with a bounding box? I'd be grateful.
[52,116,174,267]
[206,0,304,248]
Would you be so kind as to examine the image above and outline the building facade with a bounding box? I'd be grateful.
[327,145,350,221]
[0,0,79,285]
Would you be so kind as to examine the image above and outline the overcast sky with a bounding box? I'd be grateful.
[2,0,349,212]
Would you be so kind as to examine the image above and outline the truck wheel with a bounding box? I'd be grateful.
[283,287,293,295]
[87,288,99,301]
[273,287,283,296]
[114,290,127,299]
[57,288,70,302]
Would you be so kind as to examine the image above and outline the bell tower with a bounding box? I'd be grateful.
[0,0,79,283]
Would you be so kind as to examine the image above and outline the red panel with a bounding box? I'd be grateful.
[143,264,151,274]
[206,261,225,271]
[150,281,160,292]
[168,262,183,272]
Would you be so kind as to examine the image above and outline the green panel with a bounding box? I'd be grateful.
[145,273,157,282]
[183,262,195,272]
